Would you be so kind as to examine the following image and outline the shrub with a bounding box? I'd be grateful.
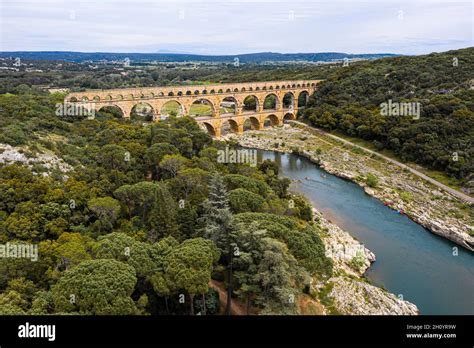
[365,173,378,188]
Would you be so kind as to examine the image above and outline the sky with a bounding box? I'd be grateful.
[0,0,472,55]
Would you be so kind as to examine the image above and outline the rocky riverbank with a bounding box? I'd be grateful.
[313,208,419,315]
[228,124,474,252]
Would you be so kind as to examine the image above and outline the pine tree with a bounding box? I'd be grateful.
[147,183,179,239]
[199,172,237,315]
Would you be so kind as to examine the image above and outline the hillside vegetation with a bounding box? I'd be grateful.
[0,93,332,315]
[302,47,474,192]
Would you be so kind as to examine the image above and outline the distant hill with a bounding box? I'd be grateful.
[0,51,397,63]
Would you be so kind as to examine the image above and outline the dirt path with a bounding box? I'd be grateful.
[209,280,255,315]
[290,121,474,204]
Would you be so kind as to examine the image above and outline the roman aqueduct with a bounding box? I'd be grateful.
[65,79,321,138]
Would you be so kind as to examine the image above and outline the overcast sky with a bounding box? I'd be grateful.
[0,0,472,55]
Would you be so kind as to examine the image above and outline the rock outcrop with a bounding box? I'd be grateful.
[313,209,419,315]
[328,277,419,315]
[0,143,72,174]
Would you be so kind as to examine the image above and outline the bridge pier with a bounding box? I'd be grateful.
[214,127,222,139]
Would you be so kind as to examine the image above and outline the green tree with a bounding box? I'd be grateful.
[87,197,121,234]
[159,154,188,179]
[164,238,219,315]
[95,232,156,279]
[145,143,179,179]
[199,172,237,315]
[315,111,337,129]
[147,183,179,240]
[229,188,265,213]
[97,144,130,171]
[52,259,138,315]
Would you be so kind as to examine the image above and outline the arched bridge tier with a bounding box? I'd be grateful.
[65,79,321,138]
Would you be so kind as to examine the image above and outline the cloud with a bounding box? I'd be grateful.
[0,0,472,54]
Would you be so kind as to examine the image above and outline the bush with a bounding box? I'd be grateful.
[399,191,412,202]
[365,173,378,188]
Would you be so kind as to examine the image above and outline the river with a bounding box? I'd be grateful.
[256,149,474,315]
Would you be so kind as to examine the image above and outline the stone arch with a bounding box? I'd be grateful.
[81,96,89,102]
[117,95,124,100]
[160,100,185,117]
[283,112,296,122]
[218,89,223,94]
[210,89,215,94]
[297,90,310,107]
[186,91,192,96]
[168,92,174,96]
[131,102,155,122]
[242,95,259,112]
[233,88,239,92]
[177,91,183,96]
[221,119,239,136]
[282,92,295,109]
[69,97,78,102]
[202,90,208,95]
[201,122,216,137]
[264,114,280,127]
[244,116,261,130]
[220,96,238,115]
[263,93,279,110]
[190,98,215,117]
[241,87,246,92]
[194,90,200,95]
[255,87,260,91]
[226,88,232,93]
[93,96,100,101]
[105,95,112,101]
[97,105,125,118]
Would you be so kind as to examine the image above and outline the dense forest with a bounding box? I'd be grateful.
[0,92,332,315]
[302,47,474,189]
